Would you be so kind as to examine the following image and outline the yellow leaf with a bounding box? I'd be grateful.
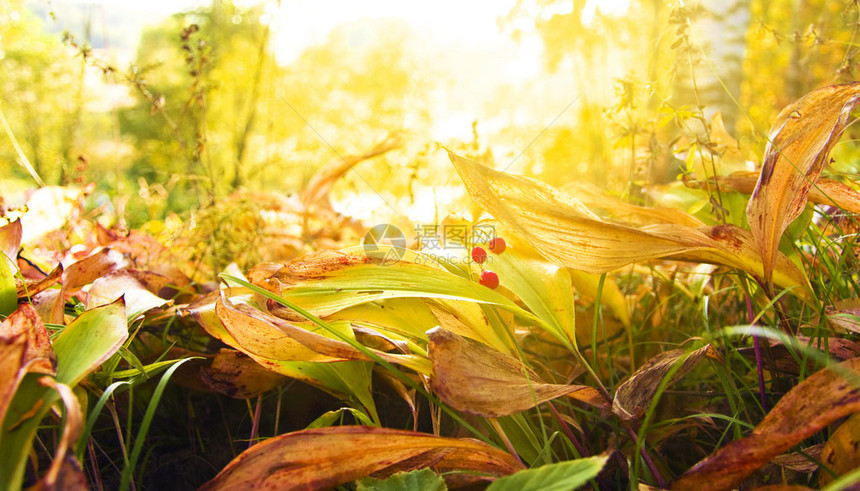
[199,426,524,490]
[746,82,860,284]
[427,328,607,417]
[447,149,810,299]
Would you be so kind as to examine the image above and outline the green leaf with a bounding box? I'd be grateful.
[486,455,608,491]
[486,243,577,349]
[0,253,16,317]
[0,298,128,491]
[306,407,376,429]
[356,468,447,491]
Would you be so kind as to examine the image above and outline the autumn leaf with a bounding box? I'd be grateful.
[746,82,860,284]
[671,357,860,490]
[33,377,83,491]
[703,172,860,215]
[86,270,171,321]
[818,412,860,487]
[198,426,525,490]
[447,149,810,299]
[199,349,286,399]
[612,344,716,421]
[0,219,22,265]
[427,327,606,417]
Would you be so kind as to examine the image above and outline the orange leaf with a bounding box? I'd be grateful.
[672,357,860,490]
[746,82,860,284]
[427,328,606,417]
[198,426,524,490]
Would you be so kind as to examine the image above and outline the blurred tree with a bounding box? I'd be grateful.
[119,0,279,213]
[739,0,860,156]
[120,4,431,221]
[670,0,751,130]
[0,0,83,185]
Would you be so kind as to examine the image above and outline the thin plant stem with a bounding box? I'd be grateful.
[249,394,263,449]
[623,423,667,489]
[546,401,588,457]
[489,418,525,468]
[745,293,768,412]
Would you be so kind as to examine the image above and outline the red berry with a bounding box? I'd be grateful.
[488,237,506,254]
[471,246,487,264]
[479,270,499,289]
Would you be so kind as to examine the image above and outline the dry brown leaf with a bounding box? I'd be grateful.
[215,297,354,363]
[672,357,860,490]
[86,269,171,320]
[0,334,27,427]
[0,218,22,263]
[63,248,127,292]
[818,412,860,487]
[28,454,89,491]
[215,297,430,374]
[198,425,524,490]
[612,344,716,421]
[447,150,809,298]
[737,336,860,375]
[747,82,860,284]
[427,327,607,417]
[15,264,62,299]
[0,303,56,375]
[36,377,83,490]
[705,172,860,215]
[200,349,286,399]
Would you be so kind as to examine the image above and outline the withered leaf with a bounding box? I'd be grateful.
[706,173,860,215]
[0,303,56,375]
[36,377,83,490]
[198,425,524,490]
[672,357,860,490]
[215,297,432,374]
[15,264,62,299]
[63,248,127,292]
[818,412,860,487]
[300,133,401,209]
[215,297,355,363]
[613,344,716,421]
[427,327,606,417]
[86,269,171,320]
[200,349,286,399]
[737,336,860,376]
[0,218,22,263]
[746,82,860,284]
[448,150,809,298]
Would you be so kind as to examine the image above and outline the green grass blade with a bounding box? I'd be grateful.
[120,357,199,491]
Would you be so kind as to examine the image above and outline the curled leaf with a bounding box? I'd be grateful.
[0,218,22,264]
[746,82,860,283]
[613,344,716,421]
[199,426,525,490]
[427,327,606,417]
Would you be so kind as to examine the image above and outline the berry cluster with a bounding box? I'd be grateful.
[471,237,506,289]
